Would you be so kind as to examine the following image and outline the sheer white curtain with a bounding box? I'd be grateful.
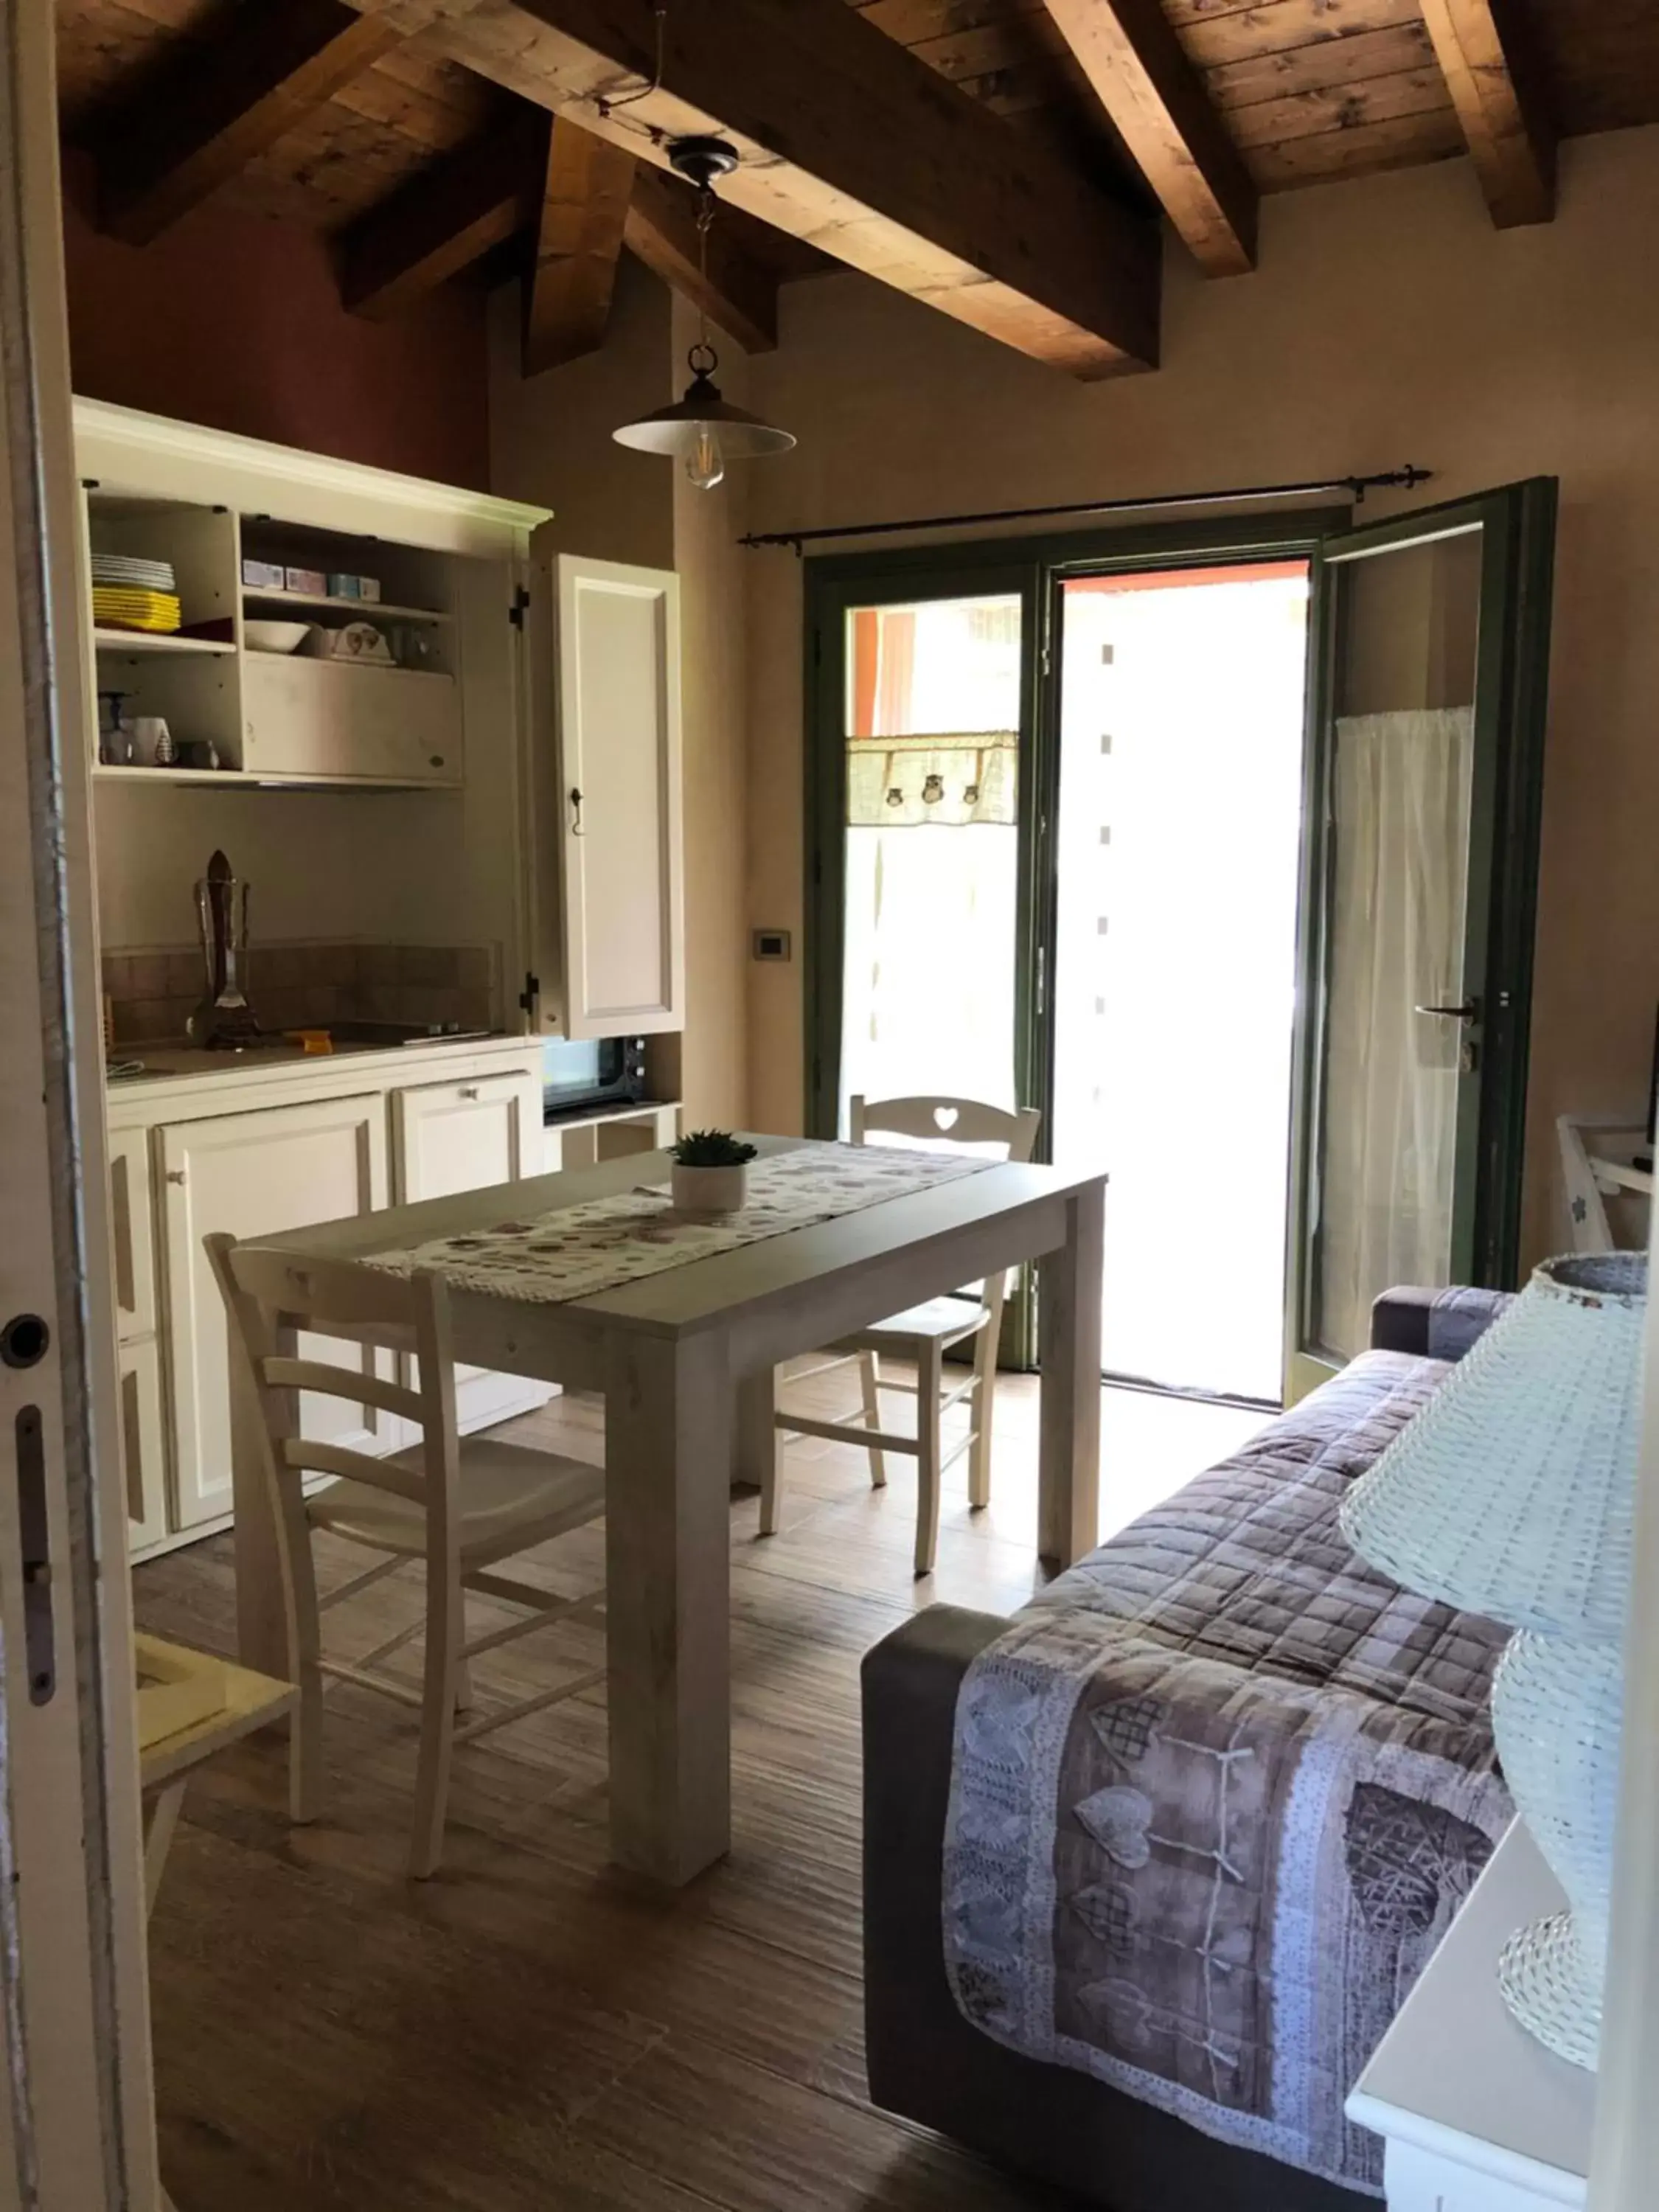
[1317,706,1475,1359]
[838,599,1021,1130]
[839,820,1019,1121]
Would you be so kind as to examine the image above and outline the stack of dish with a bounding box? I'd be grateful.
[91,554,181,634]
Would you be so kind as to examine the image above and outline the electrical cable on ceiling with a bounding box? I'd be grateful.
[594,0,668,121]
[738,467,1434,554]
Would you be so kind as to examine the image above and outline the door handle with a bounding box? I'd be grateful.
[1414,1001,1478,1021]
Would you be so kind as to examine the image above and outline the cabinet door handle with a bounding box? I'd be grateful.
[569,787,584,836]
[459,1086,480,1100]
[165,1169,187,1186]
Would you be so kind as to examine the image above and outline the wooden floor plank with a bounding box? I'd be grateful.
[136,1371,1263,2210]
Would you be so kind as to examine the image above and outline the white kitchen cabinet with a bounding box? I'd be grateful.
[535,554,684,1040]
[117,1336,170,1554]
[78,397,543,795]
[390,1068,550,1430]
[159,1093,389,1529]
[241,653,461,785]
[107,1122,156,1343]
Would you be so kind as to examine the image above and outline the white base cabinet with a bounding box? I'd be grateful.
[110,1040,681,1562]
[159,1093,391,1530]
[1346,1823,1590,2212]
[391,1067,550,1431]
[117,1336,170,1554]
[109,1036,567,1562]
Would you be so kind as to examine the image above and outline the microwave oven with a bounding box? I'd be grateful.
[540,1034,647,1121]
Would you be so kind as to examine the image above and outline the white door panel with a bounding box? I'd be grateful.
[550,554,684,1038]
[0,1,159,2193]
[392,1071,549,1427]
[160,1096,389,1528]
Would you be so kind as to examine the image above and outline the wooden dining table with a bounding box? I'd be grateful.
[229,1133,1105,1885]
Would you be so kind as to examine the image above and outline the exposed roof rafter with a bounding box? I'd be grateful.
[1040,0,1259,275]
[337,0,1163,378]
[94,0,431,246]
[337,108,538,319]
[1418,0,1557,226]
[524,115,638,375]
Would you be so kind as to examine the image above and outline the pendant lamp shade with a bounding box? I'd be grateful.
[614,345,796,492]
[1339,1253,1645,1640]
[613,364,796,463]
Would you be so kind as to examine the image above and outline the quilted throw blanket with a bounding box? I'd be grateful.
[942,1352,1513,2196]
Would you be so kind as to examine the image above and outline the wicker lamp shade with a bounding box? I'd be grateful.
[1339,1251,1646,2071]
[1340,1253,1645,1639]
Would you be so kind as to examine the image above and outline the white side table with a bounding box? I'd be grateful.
[1346,1821,1593,2210]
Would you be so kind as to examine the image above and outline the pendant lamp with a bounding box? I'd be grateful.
[613,136,796,490]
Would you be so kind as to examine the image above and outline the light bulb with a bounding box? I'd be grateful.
[685,423,725,491]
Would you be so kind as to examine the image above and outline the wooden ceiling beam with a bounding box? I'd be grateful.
[1417,0,1556,226]
[623,166,780,357]
[523,116,638,375]
[94,0,437,246]
[338,111,538,318]
[341,0,1161,378]
[1039,0,1258,274]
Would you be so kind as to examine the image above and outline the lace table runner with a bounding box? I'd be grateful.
[364,1141,994,1307]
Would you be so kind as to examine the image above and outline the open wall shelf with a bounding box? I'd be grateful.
[242,588,452,624]
[94,629,236,658]
[84,482,462,785]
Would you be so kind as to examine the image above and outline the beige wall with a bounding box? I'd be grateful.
[669,294,754,1131]
[742,125,1659,1265]
[487,260,754,1127]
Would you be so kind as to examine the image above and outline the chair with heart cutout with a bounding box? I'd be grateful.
[765,1093,1042,1576]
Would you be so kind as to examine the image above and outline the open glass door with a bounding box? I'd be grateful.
[1285,481,1556,1400]
[806,563,1039,1138]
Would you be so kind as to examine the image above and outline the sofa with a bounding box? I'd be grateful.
[862,1287,1514,2212]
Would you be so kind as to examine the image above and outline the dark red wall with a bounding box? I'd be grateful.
[60,155,490,491]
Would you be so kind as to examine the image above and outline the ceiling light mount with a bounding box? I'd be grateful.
[667,135,740,193]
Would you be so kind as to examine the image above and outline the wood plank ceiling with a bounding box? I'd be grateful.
[54,0,1659,383]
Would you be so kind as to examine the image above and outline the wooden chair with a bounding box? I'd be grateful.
[206,1234,607,1878]
[766,1095,1043,1576]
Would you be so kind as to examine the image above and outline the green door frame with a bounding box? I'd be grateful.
[802,550,1044,1144]
[804,512,1347,1133]
[1284,478,1557,1400]
[804,514,1343,1375]
[801,492,1552,1388]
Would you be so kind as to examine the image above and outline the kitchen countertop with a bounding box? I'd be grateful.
[105,1031,529,1089]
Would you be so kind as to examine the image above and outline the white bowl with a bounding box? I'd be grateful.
[243,621,312,654]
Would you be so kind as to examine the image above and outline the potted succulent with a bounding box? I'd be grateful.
[670,1128,757,1214]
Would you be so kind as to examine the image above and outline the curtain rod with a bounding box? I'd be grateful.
[738,466,1433,554]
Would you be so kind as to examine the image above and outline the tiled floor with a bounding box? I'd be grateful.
[134,1367,1268,2211]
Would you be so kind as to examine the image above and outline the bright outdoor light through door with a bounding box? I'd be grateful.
[837,593,1022,1130]
[1051,565,1310,1402]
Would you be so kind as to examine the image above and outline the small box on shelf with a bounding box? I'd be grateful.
[240,558,285,591]
[284,566,328,597]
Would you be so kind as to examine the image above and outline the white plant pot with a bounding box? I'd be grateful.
[672,1161,748,1214]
